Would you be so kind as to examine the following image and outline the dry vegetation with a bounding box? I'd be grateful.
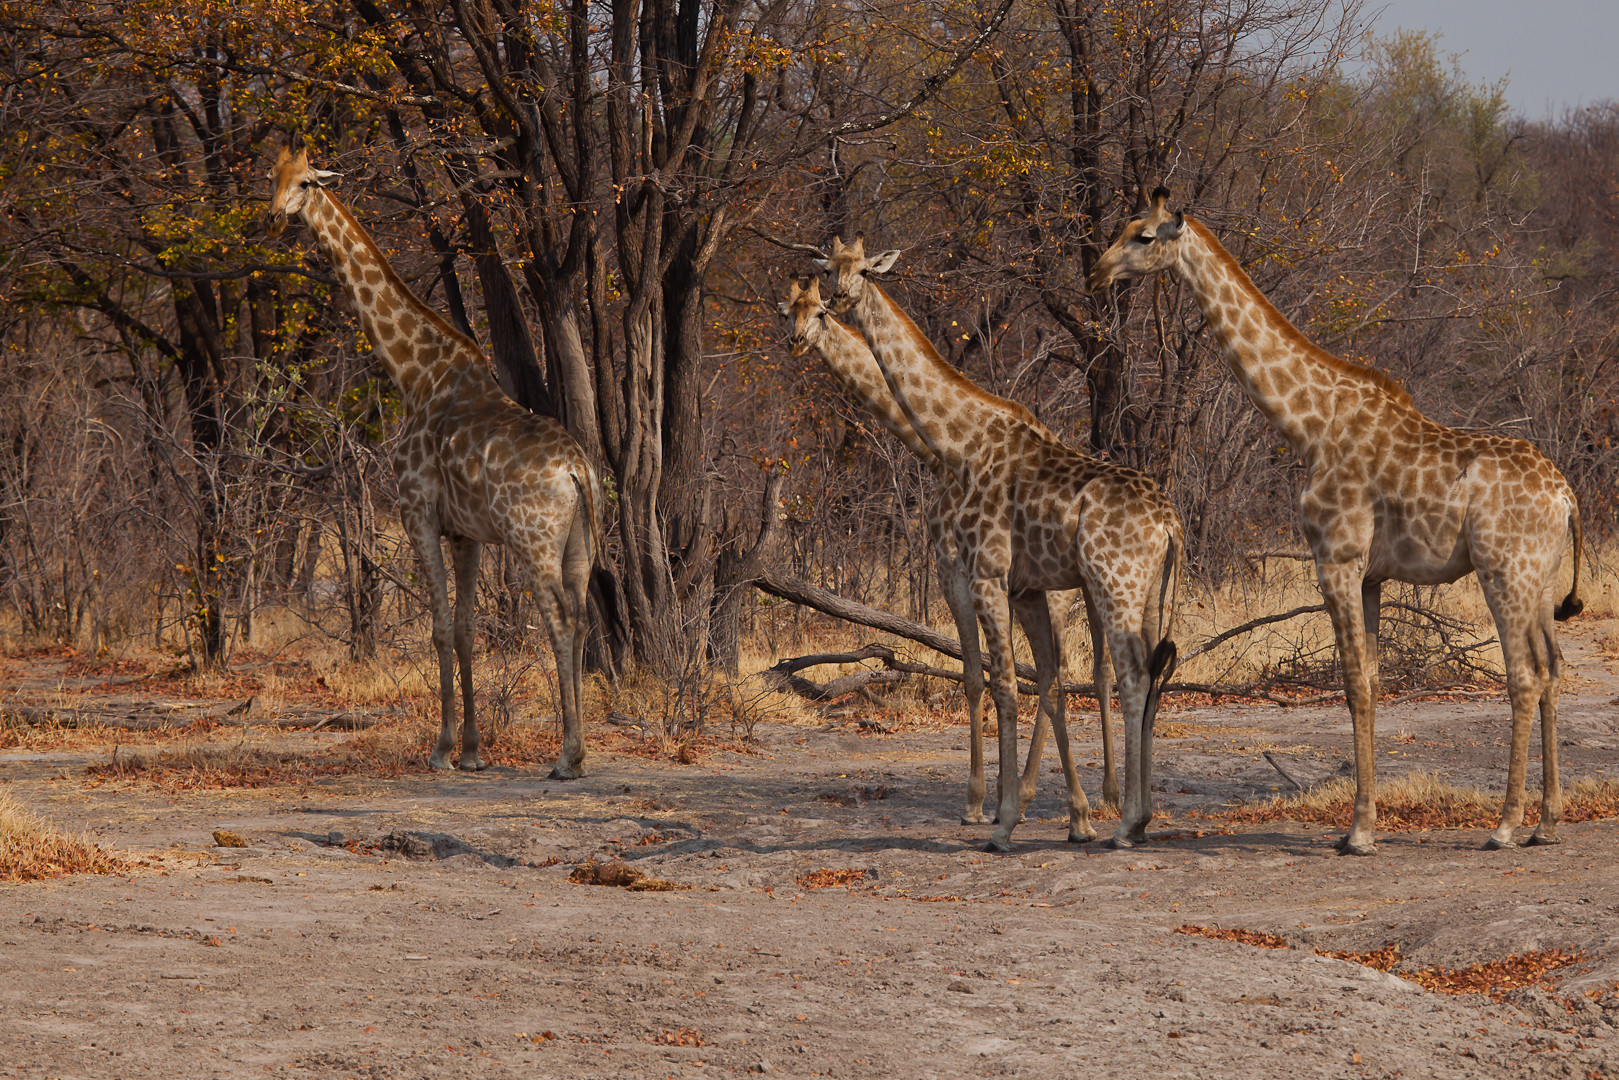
[0,790,130,882]
[1201,773,1619,831]
[1176,925,1586,1002]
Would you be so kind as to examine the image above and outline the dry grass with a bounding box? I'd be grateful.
[1199,772,1619,831]
[0,790,130,882]
[82,728,432,791]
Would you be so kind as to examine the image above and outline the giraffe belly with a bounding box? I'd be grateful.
[1364,527,1472,585]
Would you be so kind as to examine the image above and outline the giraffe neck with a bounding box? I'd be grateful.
[810,314,940,473]
[301,187,491,413]
[1175,218,1411,459]
[851,281,1046,484]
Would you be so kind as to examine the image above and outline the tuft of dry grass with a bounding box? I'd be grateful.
[1199,772,1619,831]
[0,791,130,882]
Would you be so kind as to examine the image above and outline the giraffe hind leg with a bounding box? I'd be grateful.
[1081,583,1120,808]
[450,538,486,772]
[543,509,593,780]
[1015,593,1094,843]
[1487,601,1557,849]
[1527,612,1564,845]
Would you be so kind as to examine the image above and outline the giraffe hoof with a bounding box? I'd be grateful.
[1103,835,1134,850]
[1068,830,1097,845]
[427,753,455,771]
[983,838,1014,854]
[1525,832,1561,847]
[548,762,583,781]
[960,813,988,826]
[1336,839,1377,856]
[1482,835,1517,851]
[458,753,487,772]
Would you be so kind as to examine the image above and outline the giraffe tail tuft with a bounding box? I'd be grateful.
[1554,497,1584,622]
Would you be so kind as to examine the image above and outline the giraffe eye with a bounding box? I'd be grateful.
[1135,232,1155,244]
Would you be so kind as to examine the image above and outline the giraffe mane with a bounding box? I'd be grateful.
[867,281,1054,438]
[321,188,488,364]
[1186,218,1414,409]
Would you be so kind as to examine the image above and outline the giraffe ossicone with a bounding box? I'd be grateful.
[817,239,1184,851]
[1091,187,1584,854]
[264,145,605,779]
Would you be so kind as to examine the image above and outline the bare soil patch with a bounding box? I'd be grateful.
[2,620,1619,1078]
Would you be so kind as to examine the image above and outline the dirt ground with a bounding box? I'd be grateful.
[3,620,1619,1080]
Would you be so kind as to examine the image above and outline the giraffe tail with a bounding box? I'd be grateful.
[1554,496,1584,621]
[574,463,628,676]
[1143,530,1182,731]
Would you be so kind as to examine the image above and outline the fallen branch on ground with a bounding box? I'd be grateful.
[2,703,382,731]
[754,574,1503,706]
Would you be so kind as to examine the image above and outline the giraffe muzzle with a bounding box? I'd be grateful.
[264,210,289,240]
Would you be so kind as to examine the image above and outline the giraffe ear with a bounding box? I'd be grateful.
[1158,211,1184,240]
[811,257,830,272]
[309,168,342,186]
[778,300,792,317]
[868,249,901,275]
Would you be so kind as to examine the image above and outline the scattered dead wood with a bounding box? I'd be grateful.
[755,574,1503,706]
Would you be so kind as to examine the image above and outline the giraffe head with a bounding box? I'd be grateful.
[263,145,341,239]
[778,277,832,357]
[815,235,901,313]
[1086,187,1186,293]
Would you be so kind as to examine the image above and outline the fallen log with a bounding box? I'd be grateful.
[755,570,1040,681]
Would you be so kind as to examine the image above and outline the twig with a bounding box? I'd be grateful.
[1262,751,1307,793]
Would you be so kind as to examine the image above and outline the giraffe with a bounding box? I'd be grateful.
[778,278,1120,839]
[264,146,604,778]
[1089,187,1585,854]
[818,241,1184,850]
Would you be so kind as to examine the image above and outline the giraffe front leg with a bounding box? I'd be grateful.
[1012,593,1059,820]
[973,578,1022,853]
[450,538,486,772]
[1322,567,1378,856]
[941,558,988,824]
[403,515,458,772]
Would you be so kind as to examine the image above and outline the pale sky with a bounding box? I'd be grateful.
[1365,1,1619,118]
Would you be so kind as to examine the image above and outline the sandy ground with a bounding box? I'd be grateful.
[3,621,1619,1079]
